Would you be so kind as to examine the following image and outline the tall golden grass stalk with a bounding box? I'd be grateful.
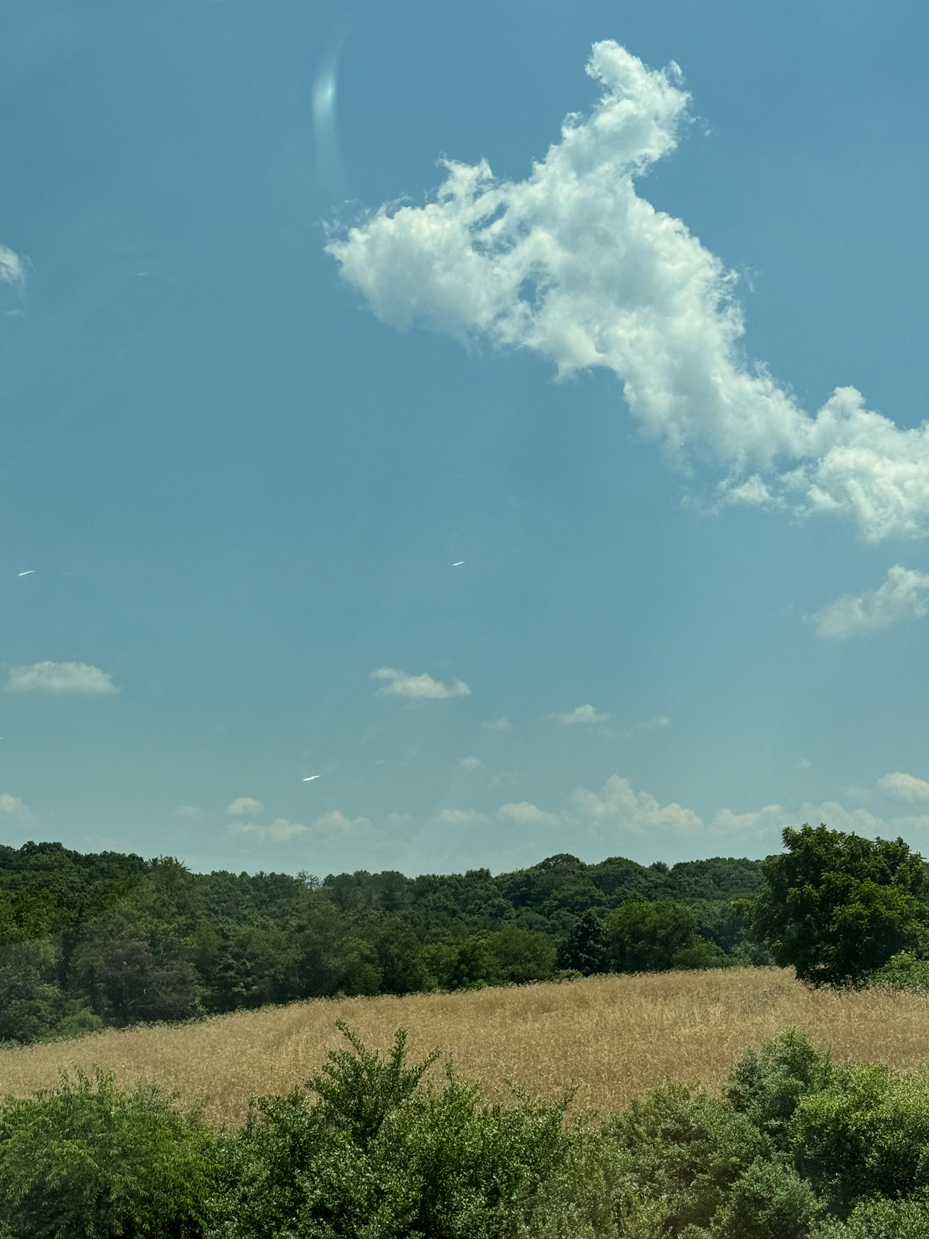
[2,968,929,1126]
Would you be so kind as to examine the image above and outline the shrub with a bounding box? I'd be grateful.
[869,951,929,991]
[726,1028,834,1149]
[0,1069,220,1238]
[605,1082,768,1232]
[792,1062,929,1214]
[219,1023,570,1239]
[811,1195,929,1238]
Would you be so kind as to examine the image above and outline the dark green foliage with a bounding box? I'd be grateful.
[558,910,609,975]
[748,824,929,986]
[0,840,764,1043]
[0,1070,219,1238]
[812,1196,929,1238]
[606,900,721,972]
[869,950,929,991]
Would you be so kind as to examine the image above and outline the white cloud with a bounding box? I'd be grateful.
[616,713,670,738]
[0,243,25,287]
[878,771,929,802]
[459,755,482,770]
[573,774,703,834]
[373,666,471,699]
[813,565,929,637]
[329,40,929,544]
[173,806,202,819]
[496,801,561,827]
[0,793,30,818]
[555,704,610,726]
[312,810,371,834]
[6,661,119,695]
[436,808,489,827]
[226,796,263,817]
[230,817,308,841]
[483,716,512,731]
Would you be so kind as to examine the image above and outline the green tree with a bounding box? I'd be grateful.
[747,824,929,986]
[606,900,700,972]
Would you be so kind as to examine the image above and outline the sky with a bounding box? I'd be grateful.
[1,0,929,877]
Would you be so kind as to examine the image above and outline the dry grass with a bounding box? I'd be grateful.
[3,968,929,1126]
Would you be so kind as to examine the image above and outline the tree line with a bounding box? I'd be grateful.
[0,843,767,1044]
[5,821,929,1045]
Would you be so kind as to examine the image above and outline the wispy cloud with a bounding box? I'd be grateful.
[459,755,482,770]
[616,713,670,738]
[554,704,610,726]
[812,565,929,638]
[226,796,263,817]
[373,666,471,699]
[878,771,929,802]
[483,716,512,731]
[436,808,489,827]
[6,661,119,695]
[173,806,202,819]
[329,40,929,543]
[0,243,26,287]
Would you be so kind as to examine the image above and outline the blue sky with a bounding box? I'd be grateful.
[2,0,929,875]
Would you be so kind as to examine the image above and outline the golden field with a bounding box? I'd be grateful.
[3,968,929,1126]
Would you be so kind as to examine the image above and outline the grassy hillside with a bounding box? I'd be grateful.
[4,967,929,1126]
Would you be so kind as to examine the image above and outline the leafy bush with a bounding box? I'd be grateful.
[0,1069,220,1238]
[869,950,929,991]
[792,1062,929,1214]
[726,1028,834,1149]
[219,1023,570,1238]
[811,1195,929,1238]
[606,900,700,972]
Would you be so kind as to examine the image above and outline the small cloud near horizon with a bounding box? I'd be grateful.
[555,704,610,726]
[878,771,929,802]
[226,797,263,817]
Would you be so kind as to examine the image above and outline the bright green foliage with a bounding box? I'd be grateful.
[792,1063,929,1213]
[0,1069,220,1238]
[748,825,929,986]
[726,1028,835,1149]
[811,1195,929,1238]
[869,950,929,991]
[219,1024,570,1239]
[605,1083,767,1232]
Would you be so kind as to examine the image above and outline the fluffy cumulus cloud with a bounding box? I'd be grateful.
[0,243,25,287]
[226,796,263,817]
[573,774,703,834]
[0,794,30,818]
[373,666,471,699]
[6,661,118,695]
[554,704,611,726]
[496,801,561,827]
[230,817,308,841]
[313,810,371,834]
[459,755,482,770]
[328,41,929,544]
[812,565,929,637]
[878,771,929,802]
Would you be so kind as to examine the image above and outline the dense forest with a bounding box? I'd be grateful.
[0,841,768,1044]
